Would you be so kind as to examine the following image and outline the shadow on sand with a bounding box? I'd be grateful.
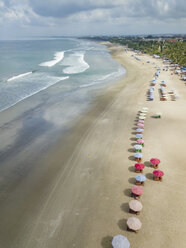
[128,156,135,161]
[101,236,113,248]
[128,148,134,153]
[128,166,135,172]
[144,161,152,168]
[128,177,136,185]
[120,202,129,213]
[117,218,128,231]
[123,188,131,197]
[145,172,154,180]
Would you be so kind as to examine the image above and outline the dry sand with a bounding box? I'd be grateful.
[0,43,186,248]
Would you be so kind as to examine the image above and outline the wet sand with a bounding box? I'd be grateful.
[0,43,186,248]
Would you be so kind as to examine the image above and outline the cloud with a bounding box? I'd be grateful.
[29,0,123,18]
[0,0,185,39]
[28,0,186,20]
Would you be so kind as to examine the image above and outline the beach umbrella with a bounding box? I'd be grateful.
[139,113,146,116]
[135,163,145,170]
[127,217,142,231]
[150,158,161,165]
[134,153,143,158]
[112,235,130,248]
[133,145,142,152]
[136,128,144,132]
[153,170,164,177]
[131,186,143,195]
[137,123,144,128]
[139,116,146,120]
[137,139,144,144]
[136,134,143,138]
[160,87,165,91]
[138,120,144,123]
[135,174,146,182]
[140,109,148,113]
[129,200,143,212]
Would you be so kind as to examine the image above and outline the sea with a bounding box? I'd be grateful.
[0,38,126,130]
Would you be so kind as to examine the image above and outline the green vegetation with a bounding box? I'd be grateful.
[109,37,186,66]
[83,35,186,66]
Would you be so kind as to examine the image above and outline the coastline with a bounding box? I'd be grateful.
[0,43,186,248]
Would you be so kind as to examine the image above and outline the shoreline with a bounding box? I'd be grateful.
[0,43,186,247]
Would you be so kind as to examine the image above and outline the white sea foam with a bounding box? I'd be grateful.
[62,52,89,74]
[79,68,125,88]
[0,75,69,112]
[7,71,33,82]
[39,51,64,67]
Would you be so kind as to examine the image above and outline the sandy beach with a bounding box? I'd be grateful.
[0,43,186,248]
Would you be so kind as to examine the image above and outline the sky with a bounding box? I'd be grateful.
[0,0,185,39]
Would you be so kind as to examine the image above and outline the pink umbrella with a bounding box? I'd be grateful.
[137,123,144,127]
[131,186,143,195]
[150,158,161,165]
[153,170,164,177]
[135,163,145,170]
[138,120,144,124]
[137,139,144,144]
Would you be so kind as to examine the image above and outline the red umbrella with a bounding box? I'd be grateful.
[153,170,164,177]
[150,158,160,165]
[131,186,143,195]
[135,163,145,170]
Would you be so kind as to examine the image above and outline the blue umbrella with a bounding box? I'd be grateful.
[134,153,143,158]
[112,235,130,248]
[136,128,144,132]
[135,174,146,182]
[136,134,143,138]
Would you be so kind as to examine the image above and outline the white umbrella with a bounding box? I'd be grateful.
[112,235,130,248]
[140,109,148,113]
[134,145,142,150]
[139,116,146,120]
[127,217,142,231]
[139,113,146,116]
[129,200,143,212]
[134,153,143,158]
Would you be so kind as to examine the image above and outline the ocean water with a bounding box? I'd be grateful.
[0,38,125,113]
